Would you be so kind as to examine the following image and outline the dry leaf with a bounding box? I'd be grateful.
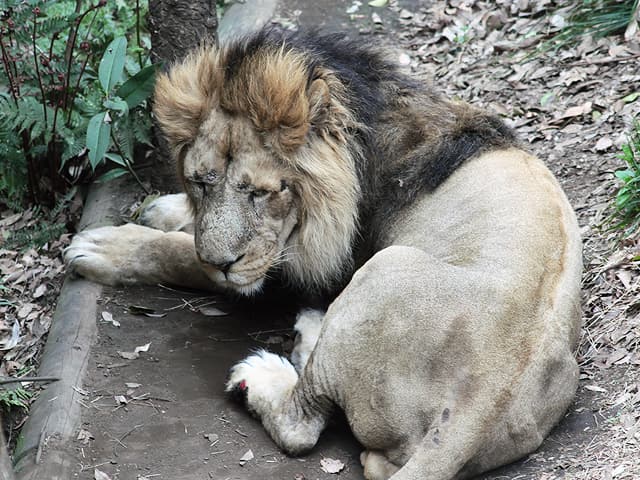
[561,102,593,118]
[585,385,607,393]
[135,342,151,353]
[33,284,47,299]
[594,137,613,152]
[118,351,139,360]
[94,469,112,480]
[371,12,383,24]
[320,457,345,474]
[128,305,166,317]
[197,306,228,317]
[204,433,219,443]
[239,449,254,466]
[101,311,120,328]
[77,428,94,445]
[368,0,387,6]
[114,395,128,405]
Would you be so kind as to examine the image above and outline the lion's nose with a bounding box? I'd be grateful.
[206,254,245,275]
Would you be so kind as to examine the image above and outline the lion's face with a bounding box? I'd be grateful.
[182,110,299,294]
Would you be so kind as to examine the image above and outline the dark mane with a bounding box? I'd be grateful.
[220,28,519,295]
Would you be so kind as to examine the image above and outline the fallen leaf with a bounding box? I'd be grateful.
[197,306,228,317]
[561,101,593,118]
[622,92,639,103]
[114,395,128,405]
[125,382,142,388]
[368,0,387,6]
[585,385,607,393]
[128,305,166,317]
[94,469,112,480]
[0,321,20,350]
[101,311,120,328]
[77,428,94,445]
[320,457,345,474]
[204,433,219,444]
[118,351,139,360]
[135,342,151,353]
[594,137,613,152]
[371,12,383,24]
[239,449,254,466]
[33,284,47,299]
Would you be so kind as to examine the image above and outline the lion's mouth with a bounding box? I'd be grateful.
[199,259,270,295]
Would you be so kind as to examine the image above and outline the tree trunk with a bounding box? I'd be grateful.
[148,1,218,188]
[148,0,218,64]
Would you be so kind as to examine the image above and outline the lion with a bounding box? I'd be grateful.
[64,29,583,480]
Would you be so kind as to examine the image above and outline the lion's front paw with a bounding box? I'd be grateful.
[226,350,298,417]
[291,309,324,372]
[64,224,163,285]
[139,193,193,232]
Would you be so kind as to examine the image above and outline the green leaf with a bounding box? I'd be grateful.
[622,92,640,103]
[614,169,633,182]
[540,91,555,107]
[116,64,158,109]
[105,152,127,167]
[99,37,128,93]
[96,168,129,183]
[86,112,112,169]
[368,0,388,6]
[104,97,129,114]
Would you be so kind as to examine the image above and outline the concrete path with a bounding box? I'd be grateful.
[14,1,595,479]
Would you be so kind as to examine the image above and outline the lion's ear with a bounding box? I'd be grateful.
[308,78,331,128]
[153,47,221,158]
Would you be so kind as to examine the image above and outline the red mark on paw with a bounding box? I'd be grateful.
[239,380,247,391]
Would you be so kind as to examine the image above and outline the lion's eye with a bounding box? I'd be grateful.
[251,189,269,198]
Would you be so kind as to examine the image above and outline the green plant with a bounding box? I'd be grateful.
[0,387,32,410]
[85,36,156,188]
[609,122,640,238]
[0,0,154,208]
[543,0,639,50]
[4,186,77,250]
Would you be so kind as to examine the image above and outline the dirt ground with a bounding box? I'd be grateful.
[2,0,640,479]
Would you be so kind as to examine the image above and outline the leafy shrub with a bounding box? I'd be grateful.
[0,0,154,208]
[609,122,640,238]
[544,0,639,49]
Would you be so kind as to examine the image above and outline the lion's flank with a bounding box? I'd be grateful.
[153,28,519,294]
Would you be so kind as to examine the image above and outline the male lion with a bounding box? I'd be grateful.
[65,29,582,480]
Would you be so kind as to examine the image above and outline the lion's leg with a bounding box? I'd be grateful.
[64,223,213,290]
[226,349,331,455]
[139,193,193,233]
[291,308,324,372]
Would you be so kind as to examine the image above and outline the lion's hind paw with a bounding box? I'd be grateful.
[226,350,298,417]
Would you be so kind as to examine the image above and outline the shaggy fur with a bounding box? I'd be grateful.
[153,29,517,292]
[64,28,583,480]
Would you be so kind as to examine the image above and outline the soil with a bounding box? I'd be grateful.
[4,0,639,479]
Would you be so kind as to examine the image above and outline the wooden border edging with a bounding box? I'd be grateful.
[13,180,124,480]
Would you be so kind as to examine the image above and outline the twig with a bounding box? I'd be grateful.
[568,53,640,67]
[32,10,48,127]
[0,376,60,385]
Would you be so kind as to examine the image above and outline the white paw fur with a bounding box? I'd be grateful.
[361,451,400,480]
[139,193,193,232]
[291,309,324,372]
[64,223,162,285]
[226,350,298,417]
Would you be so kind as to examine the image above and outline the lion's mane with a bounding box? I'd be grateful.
[154,29,518,295]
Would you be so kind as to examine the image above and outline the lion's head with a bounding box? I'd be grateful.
[153,35,361,295]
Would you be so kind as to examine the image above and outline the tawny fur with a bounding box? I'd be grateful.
[64,30,583,480]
